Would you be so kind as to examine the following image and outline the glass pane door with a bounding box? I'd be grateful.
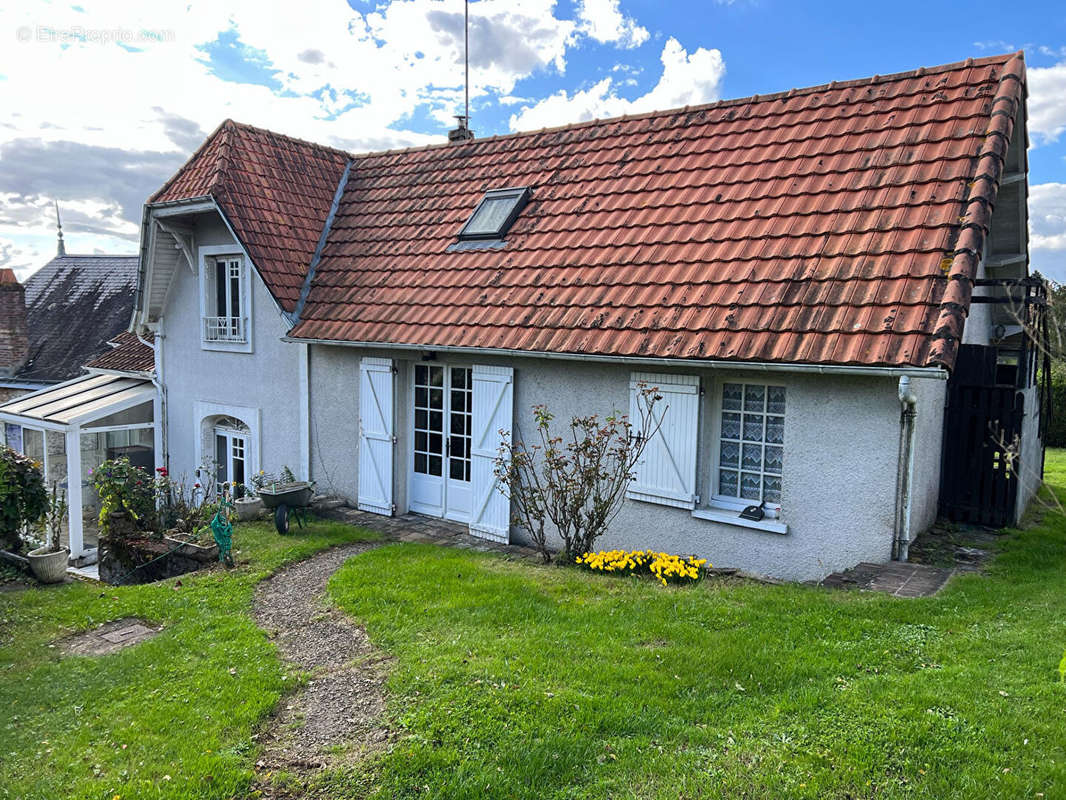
[413,364,445,477]
[448,367,472,482]
[410,364,473,522]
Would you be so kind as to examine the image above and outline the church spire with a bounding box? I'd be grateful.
[55,200,66,256]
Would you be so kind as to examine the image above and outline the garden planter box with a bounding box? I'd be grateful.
[99,534,218,586]
[163,534,220,561]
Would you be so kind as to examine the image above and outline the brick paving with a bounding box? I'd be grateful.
[819,561,954,597]
[313,500,545,563]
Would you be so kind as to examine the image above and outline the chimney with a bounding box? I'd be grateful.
[448,114,475,143]
[0,269,29,378]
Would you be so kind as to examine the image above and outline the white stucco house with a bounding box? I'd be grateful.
[130,51,1046,582]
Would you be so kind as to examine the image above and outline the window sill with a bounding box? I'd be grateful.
[691,507,788,535]
[200,339,253,354]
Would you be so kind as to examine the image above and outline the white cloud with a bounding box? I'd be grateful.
[509,37,724,131]
[0,237,48,281]
[1031,182,1066,282]
[576,0,648,49]
[0,0,618,276]
[1028,61,1066,144]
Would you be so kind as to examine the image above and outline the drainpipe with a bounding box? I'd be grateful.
[137,325,168,473]
[893,376,918,561]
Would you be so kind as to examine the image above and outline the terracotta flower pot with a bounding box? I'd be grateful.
[27,546,69,584]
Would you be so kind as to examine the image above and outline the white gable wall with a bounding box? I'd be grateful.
[306,344,947,582]
[159,212,304,486]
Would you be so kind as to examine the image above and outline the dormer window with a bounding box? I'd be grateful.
[458,187,531,241]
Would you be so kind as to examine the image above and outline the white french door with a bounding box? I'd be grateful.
[214,426,248,496]
[408,364,473,522]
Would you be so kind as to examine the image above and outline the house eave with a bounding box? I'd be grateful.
[280,336,949,380]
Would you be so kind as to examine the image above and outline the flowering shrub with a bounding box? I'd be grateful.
[92,458,155,534]
[494,383,665,563]
[576,549,708,586]
[155,468,230,542]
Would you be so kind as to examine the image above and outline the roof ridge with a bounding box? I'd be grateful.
[926,51,1026,369]
[212,52,1020,167]
[337,51,1021,162]
[226,119,353,161]
[49,253,138,258]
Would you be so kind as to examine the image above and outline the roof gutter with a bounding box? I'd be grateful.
[279,336,949,380]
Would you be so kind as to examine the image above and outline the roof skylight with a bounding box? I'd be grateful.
[458,187,531,241]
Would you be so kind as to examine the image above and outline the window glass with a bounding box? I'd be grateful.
[465,196,516,235]
[459,188,530,239]
[717,382,785,506]
[4,423,22,452]
[23,428,44,466]
[215,260,227,317]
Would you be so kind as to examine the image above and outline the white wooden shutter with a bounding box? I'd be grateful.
[627,372,699,509]
[469,364,514,542]
[358,357,394,515]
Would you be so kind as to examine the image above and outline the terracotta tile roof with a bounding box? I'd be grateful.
[287,52,1026,369]
[151,121,350,311]
[85,331,155,374]
[158,53,1026,370]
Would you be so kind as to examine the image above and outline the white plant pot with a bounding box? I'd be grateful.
[234,497,264,522]
[27,546,69,584]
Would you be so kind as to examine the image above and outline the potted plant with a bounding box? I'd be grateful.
[27,483,69,584]
[234,476,265,521]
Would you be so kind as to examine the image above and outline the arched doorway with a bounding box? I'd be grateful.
[210,415,250,496]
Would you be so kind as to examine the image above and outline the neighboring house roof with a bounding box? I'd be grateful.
[154,53,1026,370]
[85,330,155,374]
[150,121,350,311]
[17,254,140,384]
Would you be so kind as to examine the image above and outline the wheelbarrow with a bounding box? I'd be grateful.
[258,481,316,535]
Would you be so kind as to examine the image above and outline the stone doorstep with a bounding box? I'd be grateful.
[69,547,98,568]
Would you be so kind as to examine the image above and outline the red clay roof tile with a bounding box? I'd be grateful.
[84,331,155,374]
[150,121,349,311]
[152,53,1026,369]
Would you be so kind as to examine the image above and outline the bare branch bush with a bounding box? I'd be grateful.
[991,276,1062,516]
[494,383,665,563]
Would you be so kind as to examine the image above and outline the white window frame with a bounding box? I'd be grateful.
[198,245,253,353]
[213,422,249,496]
[709,380,785,516]
[192,401,261,492]
[3,423,48,472]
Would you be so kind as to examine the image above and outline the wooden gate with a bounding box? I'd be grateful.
[939,346,1023,527]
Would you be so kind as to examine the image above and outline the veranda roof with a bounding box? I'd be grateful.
[0,373,154,428]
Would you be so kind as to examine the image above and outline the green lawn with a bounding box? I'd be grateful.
[0,519,380,800]
[327,454,1066,799]
[3,459,1066,800]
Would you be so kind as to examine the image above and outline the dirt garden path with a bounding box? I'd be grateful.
[251,541,390,791]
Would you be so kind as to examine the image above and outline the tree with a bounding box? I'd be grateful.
[0,446,48,554]
[494,383,664,563]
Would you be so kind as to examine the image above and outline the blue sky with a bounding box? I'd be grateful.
[1,0,1065,279]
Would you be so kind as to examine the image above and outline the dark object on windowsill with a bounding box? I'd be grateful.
[739,505,765,522]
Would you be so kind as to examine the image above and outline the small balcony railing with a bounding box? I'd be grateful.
[202,316,247,343]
